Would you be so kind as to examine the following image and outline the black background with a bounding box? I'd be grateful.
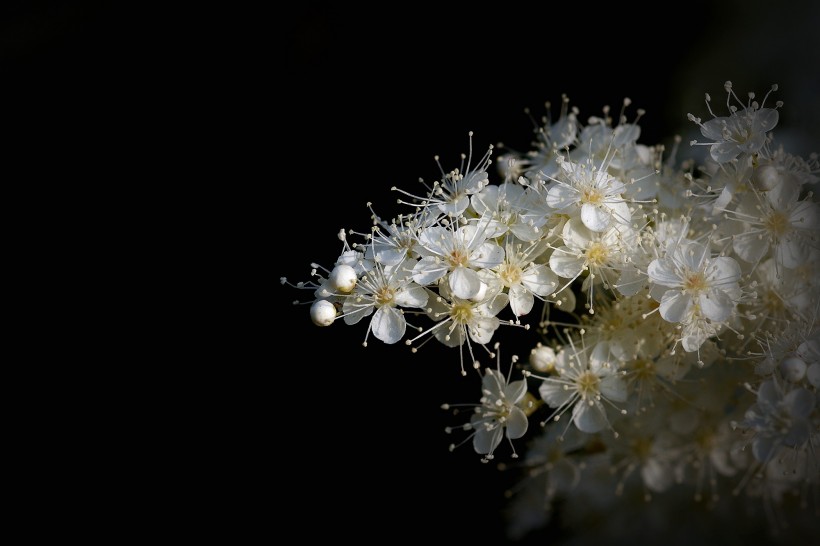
[4,2,817,543]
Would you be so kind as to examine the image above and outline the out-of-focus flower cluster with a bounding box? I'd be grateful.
[282,82,819,541]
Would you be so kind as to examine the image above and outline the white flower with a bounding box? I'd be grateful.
[470,181,552,242]
[341,260,428,345]
[546,157,632,232]
[549,216,636,306]
[689,82,780,163]
[412,224,504,299]
[738,378,815,463]
[730,180,820,268]
[469,367,529,460]
[647,239,741,324]
[443,351,530,461]
[534,341,628,434]
[480,239,559,317]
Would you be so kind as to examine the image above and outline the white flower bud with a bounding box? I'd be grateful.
[530,345,556,373]
[329,264,357,293]
[779,356,806,383]
[310,300,336,327]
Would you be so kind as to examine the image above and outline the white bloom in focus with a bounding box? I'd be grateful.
[481,240,559,317]
[469,367,529,460]
[413,224,504,299]
[546,157,632,232]
[342,260,428,345]
[647,239,741,324]
[536,342,628,434]
[549,217,636,304]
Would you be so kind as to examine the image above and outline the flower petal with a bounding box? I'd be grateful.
[449,266,482,299]
[581,203,610,232]
[370,306,406,344]
[659,290,692,322]
[412,256,448,286]
[472,425,503,455]
[505,406,528,439]
[538,379,573,408]
[572,400,607,433]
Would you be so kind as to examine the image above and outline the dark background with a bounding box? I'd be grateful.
[4,2,817,543]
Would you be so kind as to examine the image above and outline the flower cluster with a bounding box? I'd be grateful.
[282,82,819,541]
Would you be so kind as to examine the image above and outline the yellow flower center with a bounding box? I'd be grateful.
[374,287,396,307]
[498,263,522,286]
[581,186,604,205]
[683,271,708,293]
[586,242,609,266]
[576,371,600,399]
[451,302,474,324]
[764,211,789,236]
[448,249,469,268]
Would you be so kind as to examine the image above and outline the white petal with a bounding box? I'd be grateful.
[606,200,632,226]
[538,380,573,408]
[434,324,465,347]
[615,267,646,296]
[412,256,448,286]
[394,284,428,308]
[509,285,534,316]
[417,227,450,256]
[473,425,503,455]
[599,375,628,402]
[478,292,509,317]
[342,299,373,325]
[470,242,505,269]
[509,222,540,242]
[546,184,578,210]
[710,141,742,163]
[698,289,734,322]
[449,266,482,299]
[753,108,779,133]
[572,400,607,433]
[438,195,469,216]
[706,257,741,284]
[659,290,692,323]
[700,118,726,141]
[468,316,499,344]
[470,185,499,216]
[789,200,820,230]
[505,379,528,403]
[521,264,559,297]
[505,407,528,439]
[647,259,680,288]
[677,241,709,271]
[775,236,810,269]
[370,306,405,344]
[581,203,610,232]
[549,247,585,279]
[482,369,504,398]
[733,233,769,263]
